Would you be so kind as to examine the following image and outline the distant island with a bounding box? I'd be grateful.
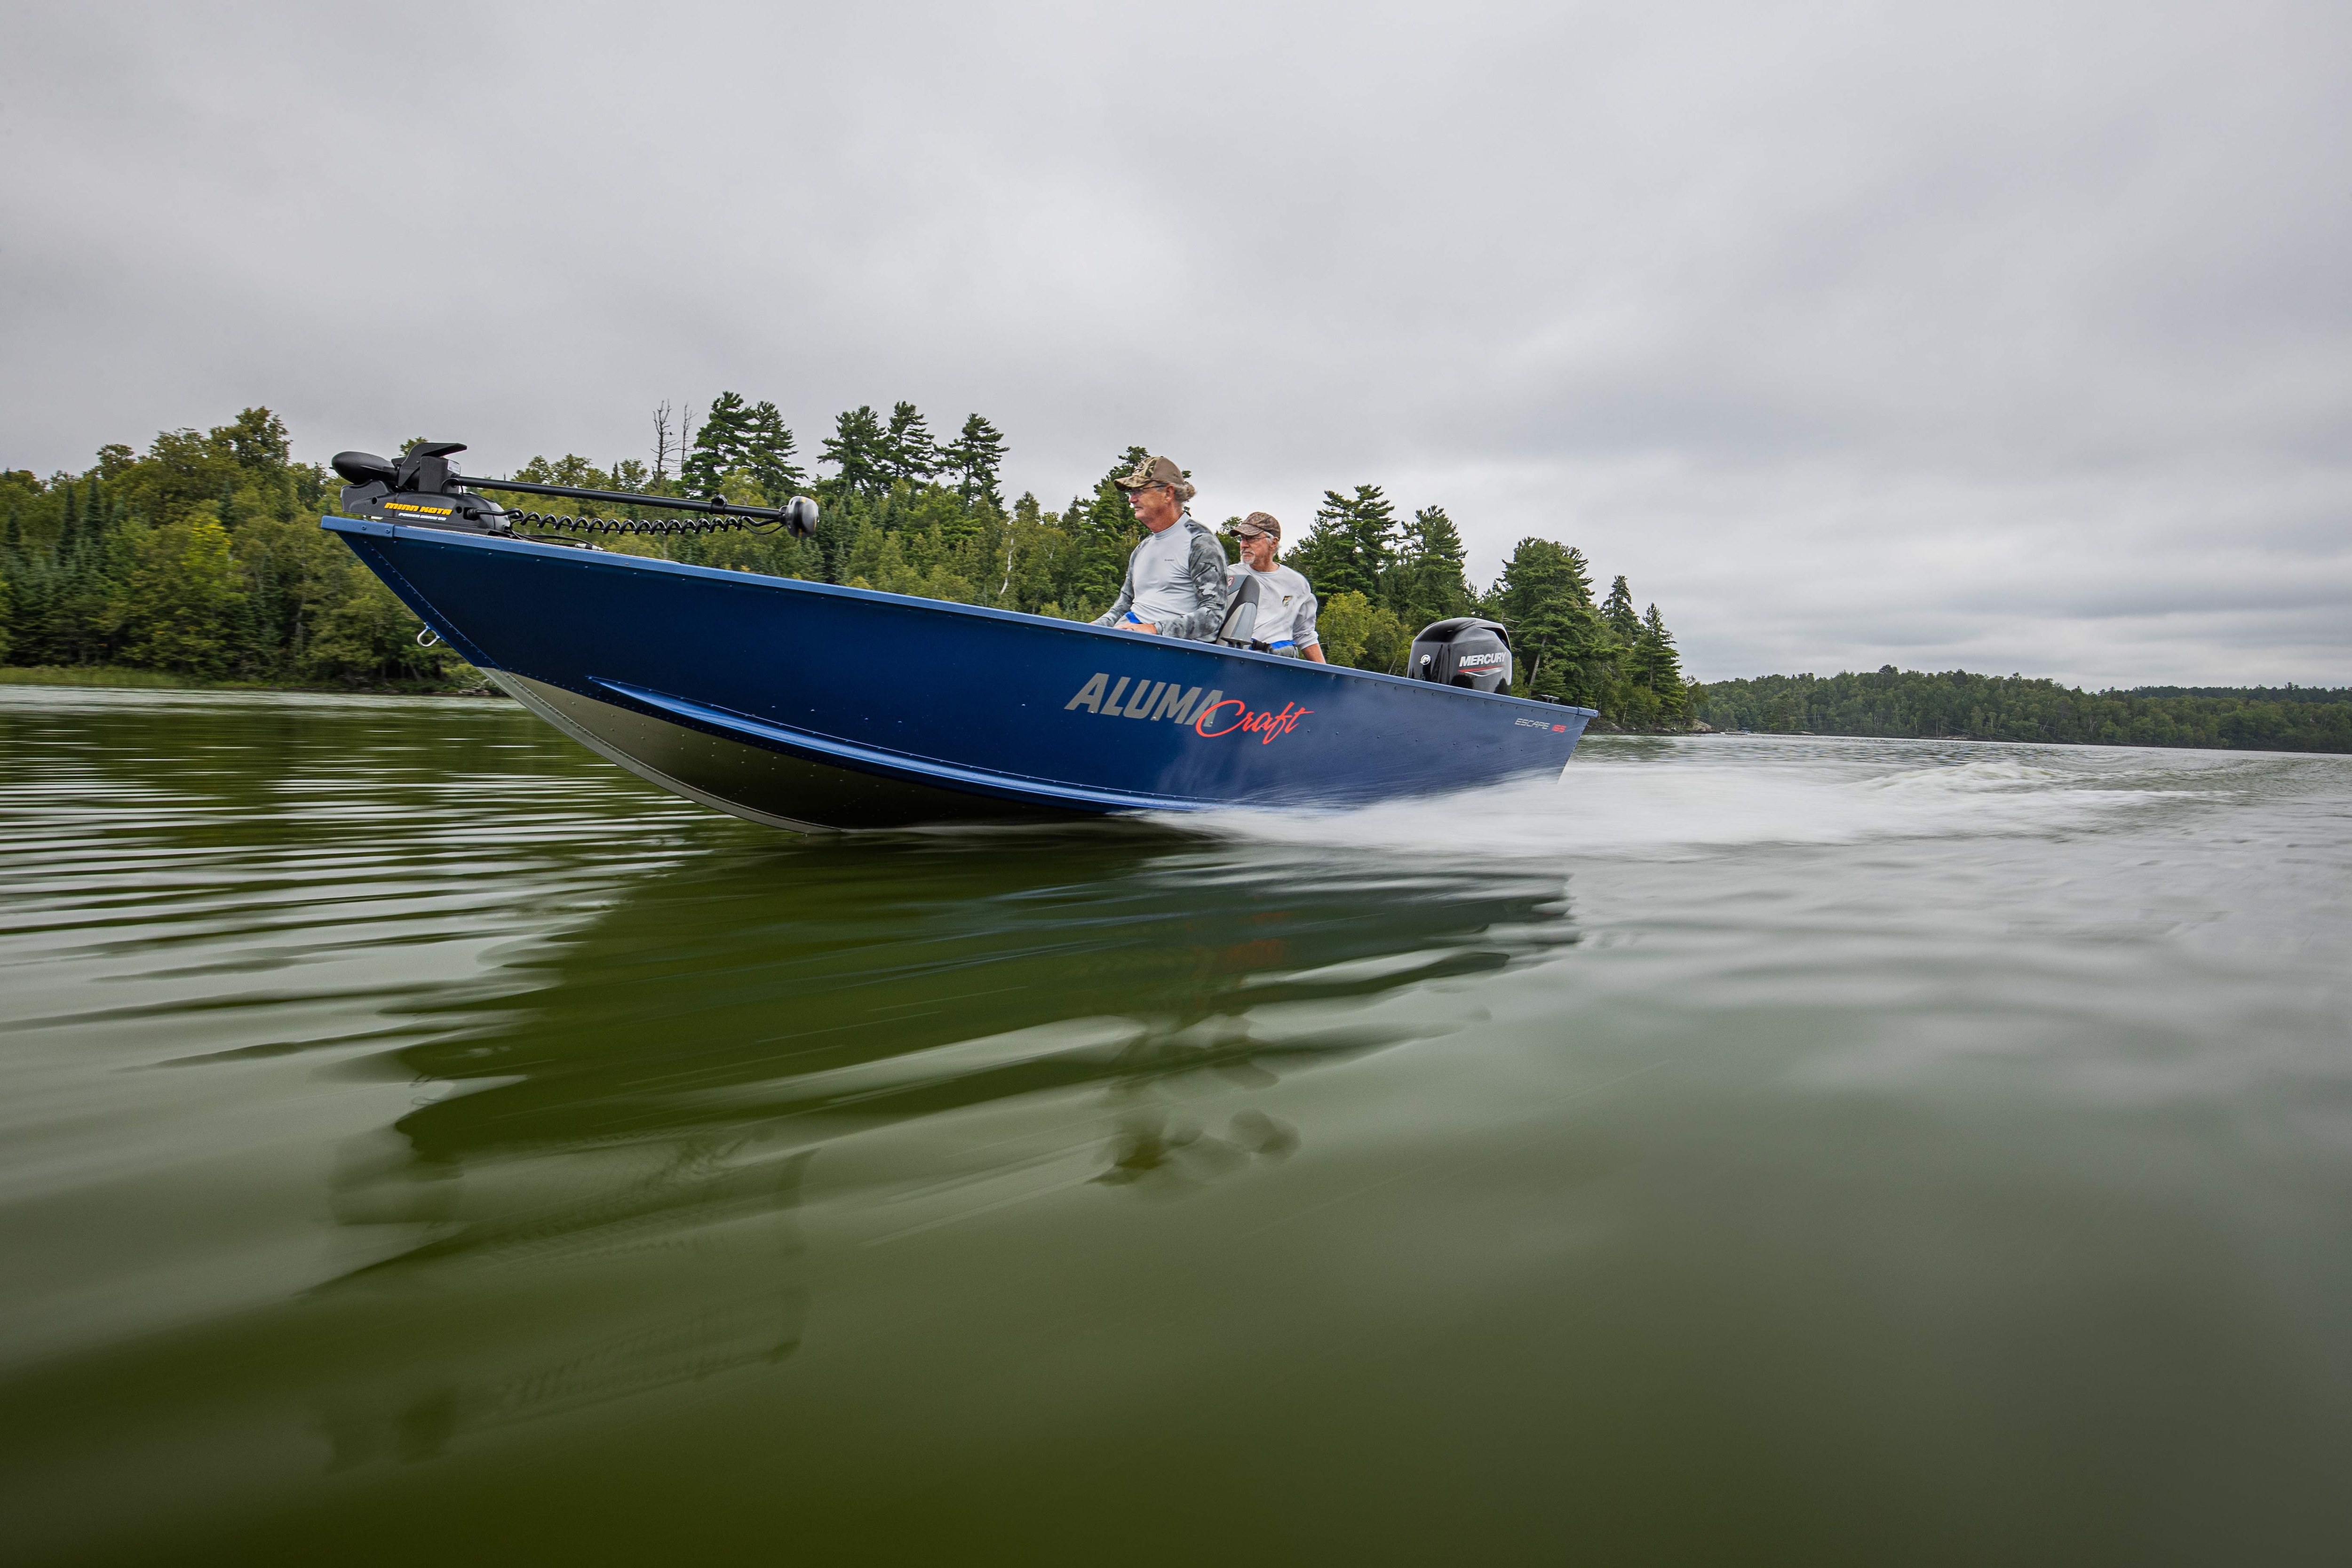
[4,401,2344,753]
[1696,669,2352,754]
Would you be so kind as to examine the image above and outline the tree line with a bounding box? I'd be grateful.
[0,398,1694,724]
[0,410,445,686]
[1693,668,2352,753]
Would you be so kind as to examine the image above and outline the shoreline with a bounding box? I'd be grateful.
[4,670,2340,754]
[0,666,501,698]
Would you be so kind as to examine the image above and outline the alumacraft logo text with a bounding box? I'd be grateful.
[1064,673,1312,744]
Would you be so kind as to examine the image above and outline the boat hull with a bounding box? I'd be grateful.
[325,517,1595,830]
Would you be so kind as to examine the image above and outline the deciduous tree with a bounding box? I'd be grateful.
[126,508,246,676]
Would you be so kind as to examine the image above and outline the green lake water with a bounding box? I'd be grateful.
[2,686,2348,1563]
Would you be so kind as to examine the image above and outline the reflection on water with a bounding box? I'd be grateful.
[317,1144,811,1470]
[383,835,1568,1161]
[314,836,1571,1468]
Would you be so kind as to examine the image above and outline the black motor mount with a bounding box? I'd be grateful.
[331,443,819,540]
[334,443,513,533]
[1408,617,1513,692]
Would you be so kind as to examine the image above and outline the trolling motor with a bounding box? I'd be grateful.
[331,443,819,540]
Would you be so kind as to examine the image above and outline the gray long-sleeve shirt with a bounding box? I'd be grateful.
[1091,517,1232,641]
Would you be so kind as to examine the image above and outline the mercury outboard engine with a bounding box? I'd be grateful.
[331,443,819,540]
[1408,617,1512,692]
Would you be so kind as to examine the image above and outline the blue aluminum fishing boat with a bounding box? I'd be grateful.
[322,444,1595,831]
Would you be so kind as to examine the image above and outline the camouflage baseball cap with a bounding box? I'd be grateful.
[1228,510,1281,541]
[1113,454,1192,499]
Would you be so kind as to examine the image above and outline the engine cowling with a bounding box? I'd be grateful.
[1408,618,1512,692]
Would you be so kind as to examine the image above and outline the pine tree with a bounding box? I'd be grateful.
[742,400,805,502]
[1487,538,1612,706]
[944,414,1007,508]
[820,406,890,497]
[1072,447,1149,613]
[1395,505,1474,628]
[1292,484,1398,601]
[882,402,938,489]
[1602,575,1640,648]
[1629,603,1688,720]
[682,391,758,496]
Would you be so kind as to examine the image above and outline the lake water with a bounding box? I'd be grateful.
[2,685,2348,1563]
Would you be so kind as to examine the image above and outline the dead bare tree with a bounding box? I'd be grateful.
[651,400,675,481]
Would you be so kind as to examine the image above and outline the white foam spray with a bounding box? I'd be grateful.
[1178,735,2263,863]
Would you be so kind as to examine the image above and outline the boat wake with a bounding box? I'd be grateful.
[1174,734,2267,863]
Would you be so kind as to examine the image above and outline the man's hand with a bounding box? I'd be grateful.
[1123,615,1161,635]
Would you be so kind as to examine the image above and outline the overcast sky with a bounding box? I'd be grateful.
[3,2,2345,685]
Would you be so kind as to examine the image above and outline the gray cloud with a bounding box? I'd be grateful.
[2,0,2346,685]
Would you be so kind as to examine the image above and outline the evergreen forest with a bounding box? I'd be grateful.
[0,398,1691,725]
[1697,669,2352,753]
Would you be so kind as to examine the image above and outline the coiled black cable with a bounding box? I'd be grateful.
[508,509,794,538]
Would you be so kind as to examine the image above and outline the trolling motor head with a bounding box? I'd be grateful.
[330,442,820,540]
[334,443,512,534]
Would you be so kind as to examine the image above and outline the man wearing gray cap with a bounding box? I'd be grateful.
[1225,512,1326,661]
[1092,454,1231,641]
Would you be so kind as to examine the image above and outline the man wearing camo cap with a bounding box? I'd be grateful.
[1224,511,1326,661]
[1092,454,1231,641]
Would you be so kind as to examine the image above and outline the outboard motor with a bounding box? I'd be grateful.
[331,443,818,541]
[1408,617,1512,692]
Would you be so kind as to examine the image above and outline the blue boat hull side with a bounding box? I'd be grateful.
[324,517,1595,830]
[489,669,1078,831]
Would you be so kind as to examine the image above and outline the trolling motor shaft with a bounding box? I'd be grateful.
[331,442,819,539]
